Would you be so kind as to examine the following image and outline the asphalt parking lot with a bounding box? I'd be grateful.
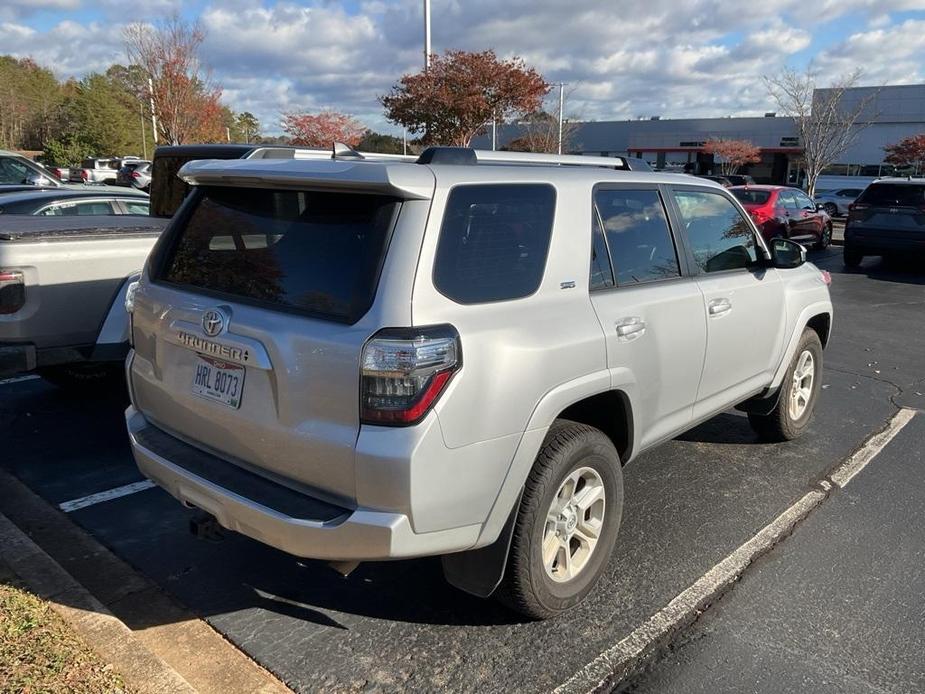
[1,246,923,693]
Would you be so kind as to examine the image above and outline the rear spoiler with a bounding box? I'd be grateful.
[177,157,435,200]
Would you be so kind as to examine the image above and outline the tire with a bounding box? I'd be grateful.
[38,363,124,391]
[823,203,837,217]
[843,246,863,268]
[496,420,623,619]
[748,329,823,442]
[814,223,832,250]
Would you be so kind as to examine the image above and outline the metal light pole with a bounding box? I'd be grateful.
[403,128,408,156]
[424,0,431,69]
[148,78,158,145]
[492,119,497,151]
[139,101,147,160]
[557,82,565,155]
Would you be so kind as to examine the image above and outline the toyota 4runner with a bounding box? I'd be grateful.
[125,147,833,619]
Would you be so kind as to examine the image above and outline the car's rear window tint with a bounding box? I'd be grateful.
[433,184,555,304]
[857,183,925,207]
[731,189,771,205]
[158,186,400,324]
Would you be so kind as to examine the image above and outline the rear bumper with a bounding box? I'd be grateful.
[845,228,925,254]
[125,406,481,561]
[0,343,36,377]
[0,342,127,378]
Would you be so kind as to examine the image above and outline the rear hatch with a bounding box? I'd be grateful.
[130,160,434,504]
[848,182,925,243]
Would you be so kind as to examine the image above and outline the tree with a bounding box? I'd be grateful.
[764,68,877,196]
[123,17,225,144]
[702,139,761,175]
[884,134,925,174]
[281,111,366,148]
[0,56,65,150]
[235,112,260,143]
[357,130,408,154]
[505,110,580,154]
[380,50,548,147]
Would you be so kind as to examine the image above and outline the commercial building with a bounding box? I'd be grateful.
[478,84,925,191]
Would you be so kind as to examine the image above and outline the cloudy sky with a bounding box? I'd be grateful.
[2,0,924,135]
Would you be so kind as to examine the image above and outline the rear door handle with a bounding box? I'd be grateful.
[708,298,732,317]
[616,317,646,341]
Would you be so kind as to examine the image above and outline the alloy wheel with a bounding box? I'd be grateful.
[542,467,606,582]
[789,350,815,420]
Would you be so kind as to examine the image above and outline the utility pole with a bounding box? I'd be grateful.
[403,128,408,156]
[557,82,565,155]
[492,118,497,151]
[139,101,147,160]
[424,0,431,70]
[148,78,158,145]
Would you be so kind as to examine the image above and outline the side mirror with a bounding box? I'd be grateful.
[815,203,825,211]
[770,238,806,269]
[26,173,50,186]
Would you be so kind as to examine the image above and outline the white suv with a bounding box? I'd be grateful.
[125,147,833,618]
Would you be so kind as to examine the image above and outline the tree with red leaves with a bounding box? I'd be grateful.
[380,50,549,147]
[123,17,225,145]
[702,139,762,175]
[884,134,925,174]
[281,111,366,148]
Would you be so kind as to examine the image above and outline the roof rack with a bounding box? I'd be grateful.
[417,146,630,170]
[245,143,417,163]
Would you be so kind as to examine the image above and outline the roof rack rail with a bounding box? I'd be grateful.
[245,144,417,163]
[417,146,630,170]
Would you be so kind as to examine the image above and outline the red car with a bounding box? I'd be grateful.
[730,185,833,249]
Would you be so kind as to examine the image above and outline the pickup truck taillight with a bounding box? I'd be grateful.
[0,270,25,315]
[80,169,89,181]
[360,325,461,426]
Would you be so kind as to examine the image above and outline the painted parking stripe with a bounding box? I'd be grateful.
[556,408,917,693]
[0,374,40,386]
[58,480,157,513]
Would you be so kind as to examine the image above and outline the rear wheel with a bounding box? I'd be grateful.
[823,202,837,217]
[843,246,863,268]
[496,420,623,619]
[748,329,823,442]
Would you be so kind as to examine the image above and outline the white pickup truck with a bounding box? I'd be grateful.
[0,215,166,386]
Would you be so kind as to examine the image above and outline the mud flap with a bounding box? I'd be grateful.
[735,384,783,416]
[441,491,522,598]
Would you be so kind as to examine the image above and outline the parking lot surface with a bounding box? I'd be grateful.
[2,247,923,692]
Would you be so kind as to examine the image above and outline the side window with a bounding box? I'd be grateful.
[0,158,29,184]
[594,189,680,285]
[779,191,799,211]
[122,201,150,215]
[433,184,556,304]
[795,193,815,210]
[589,211,614,290]
[673,189,758,274]
[75,201,117,215]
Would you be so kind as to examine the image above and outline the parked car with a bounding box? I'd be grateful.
[124,146,833,619]
[69,157,140,184]
[0,150,64,187]
[843,178,925,267]
[46,165,70,181]
[116,160,152,191]
[723,174,756,187]
[696,174,733,187]
[730,185,833,249]
[0,215,167,385]
[0,189,150,216]
[813,187,865,217]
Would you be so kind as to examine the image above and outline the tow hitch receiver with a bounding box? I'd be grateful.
[189,513,224,542]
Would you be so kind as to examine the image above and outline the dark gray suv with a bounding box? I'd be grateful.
[844,179,925,267]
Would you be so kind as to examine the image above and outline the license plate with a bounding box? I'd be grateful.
[191,355,245,409]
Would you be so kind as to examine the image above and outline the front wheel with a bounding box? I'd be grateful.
[748,329,823,442]
[814,223,832,250]
[496,420,623,619]
[823,203,838,217]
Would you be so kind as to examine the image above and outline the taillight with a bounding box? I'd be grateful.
[360,325,461,426]
[0,270,25,315]
[124,279,140,347]
[131,171,141,179]
[751,206,773,223]
[849,202,868,212]
[80,169,89,181]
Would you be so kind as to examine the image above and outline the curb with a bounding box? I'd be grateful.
[0,511,196,693]
[0,469,293,694]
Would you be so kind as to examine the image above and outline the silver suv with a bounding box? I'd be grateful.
[125,147,833,619]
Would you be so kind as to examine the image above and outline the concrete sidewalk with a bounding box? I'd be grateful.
[623,412,925,693]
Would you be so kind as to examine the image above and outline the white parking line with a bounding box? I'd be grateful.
[0,374,40,386]
[58,480,157,513]
[830,407,917,488]
[556,407,918,693]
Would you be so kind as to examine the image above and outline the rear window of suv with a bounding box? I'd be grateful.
[856,183,925,208]
[433,184,556,303]
[158,186,400,324]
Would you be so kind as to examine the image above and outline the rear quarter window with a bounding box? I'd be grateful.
[157,186,400,324]
[433,184,556,304]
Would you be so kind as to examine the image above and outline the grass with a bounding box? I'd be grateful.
[0,579,131,693]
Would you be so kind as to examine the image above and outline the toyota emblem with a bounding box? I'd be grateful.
[202,309,225,337]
